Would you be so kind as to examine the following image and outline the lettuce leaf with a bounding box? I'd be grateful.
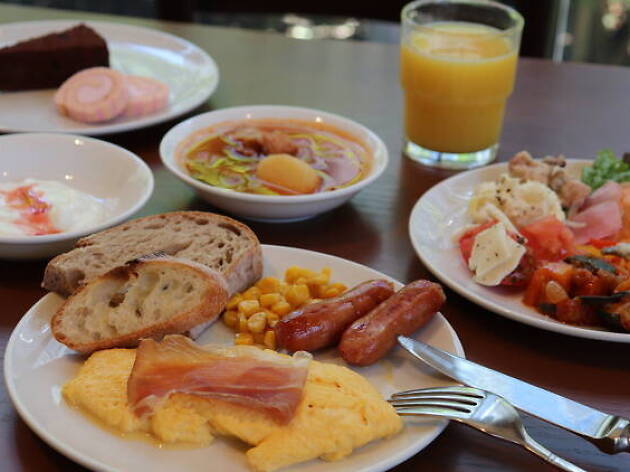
[582,149,630,190]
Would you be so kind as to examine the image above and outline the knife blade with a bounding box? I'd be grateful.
[398,335,630,454]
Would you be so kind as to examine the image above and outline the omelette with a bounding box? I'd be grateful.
[63,346,403,472]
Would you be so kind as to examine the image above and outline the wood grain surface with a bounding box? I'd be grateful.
[1,4,629,472]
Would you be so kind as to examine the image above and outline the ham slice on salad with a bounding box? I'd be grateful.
[569,181,623,244]
[127,335,311,423]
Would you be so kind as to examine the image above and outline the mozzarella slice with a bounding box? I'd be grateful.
[468,223,526,286]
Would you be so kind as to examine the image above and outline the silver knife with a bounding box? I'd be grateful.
[398,335,630,454]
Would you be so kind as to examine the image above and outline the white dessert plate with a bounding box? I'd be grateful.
[409,159,630,343]
[0,20,219,135]
[4,245,464,472]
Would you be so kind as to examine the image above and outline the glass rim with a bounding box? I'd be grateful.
[401,0,524,35]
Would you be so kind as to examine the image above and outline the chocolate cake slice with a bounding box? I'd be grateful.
[0,24,109,91]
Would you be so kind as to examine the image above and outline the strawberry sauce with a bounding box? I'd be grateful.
[2,184,60,235]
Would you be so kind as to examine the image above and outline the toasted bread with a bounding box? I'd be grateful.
[42,211,262,297]
[51,256,229,353]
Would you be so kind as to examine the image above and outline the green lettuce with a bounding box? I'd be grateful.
[581,149,630,190]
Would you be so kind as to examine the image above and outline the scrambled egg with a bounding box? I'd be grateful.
[63,349,402,472]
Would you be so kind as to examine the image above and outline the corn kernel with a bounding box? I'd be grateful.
[227,294,243,310]
[223,310,238,328]
[247,312,267,333]
[238,313,249,332]
[285,266,315,284]
[256,276,281,294]
[286,284,310,307]
[242,286,261,301]
[321,283,347,298]
[277,282,289,295]
[309,272,330,287]
[235,332,254,345]
[260,292,282,308]
[263,330,276,350]
[266,312,279,327]
[238,299,260,316]
[271,300,292,317]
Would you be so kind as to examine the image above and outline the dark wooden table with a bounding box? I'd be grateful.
[1,4,629,472]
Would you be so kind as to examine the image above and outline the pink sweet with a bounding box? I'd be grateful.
[123,75,169,117]
[54,67,128,123]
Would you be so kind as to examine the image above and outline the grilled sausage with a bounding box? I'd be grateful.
[339,280,445,366]
[274,279,395,352]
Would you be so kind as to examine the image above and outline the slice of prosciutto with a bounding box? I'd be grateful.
[582,181,622,211]
[569,199,622,244]
[127,335,311,423]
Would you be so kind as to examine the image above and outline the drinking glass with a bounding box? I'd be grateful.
[401,0,524,169]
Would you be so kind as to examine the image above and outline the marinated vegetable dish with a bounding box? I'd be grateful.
[458,150,630,333]
[179,119,372,195]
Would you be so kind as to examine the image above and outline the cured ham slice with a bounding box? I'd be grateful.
[570,200,622,244]
[127,335,311,423]
[582,180,622,210]
[123,75,169,117]
[54,67,128,123]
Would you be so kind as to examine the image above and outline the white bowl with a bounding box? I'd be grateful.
[0,133,154,259]
[159,105,389,221]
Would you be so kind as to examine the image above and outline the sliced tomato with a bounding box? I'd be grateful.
[458,220,497,264]
[520,216,575,263]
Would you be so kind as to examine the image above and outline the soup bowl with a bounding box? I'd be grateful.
[159,105,389,222]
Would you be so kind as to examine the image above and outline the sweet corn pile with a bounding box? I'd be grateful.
[222,266,347,349]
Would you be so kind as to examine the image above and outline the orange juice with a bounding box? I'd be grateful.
[401,22,518,153]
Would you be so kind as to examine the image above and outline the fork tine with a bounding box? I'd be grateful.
[389,398,475,413]
[394,405,472,420]
[392,386,484,399]
[389,392,480,405]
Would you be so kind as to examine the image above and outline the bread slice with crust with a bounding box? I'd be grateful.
[51,256,229,354]
[42,211,262,297]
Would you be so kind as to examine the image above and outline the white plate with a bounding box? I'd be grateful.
[0,20,219,135]
[4,245,464,472]
[409,160,630,343]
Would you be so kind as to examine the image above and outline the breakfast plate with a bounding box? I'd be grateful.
[409,160,630,343]
[0,20,219,135]
[4,244,464,472]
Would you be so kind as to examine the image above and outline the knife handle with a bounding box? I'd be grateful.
[592,417,630,454]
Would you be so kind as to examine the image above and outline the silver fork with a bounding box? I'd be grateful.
[389,386,587,472]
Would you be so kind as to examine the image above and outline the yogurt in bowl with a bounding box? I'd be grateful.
[0,133,153,259]
[0,179,115,236]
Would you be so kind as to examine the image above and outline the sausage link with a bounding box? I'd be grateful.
[274,279,395,352]
[339,280,445,366]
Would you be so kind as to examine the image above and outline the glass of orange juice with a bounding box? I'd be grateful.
[401,0,524,168]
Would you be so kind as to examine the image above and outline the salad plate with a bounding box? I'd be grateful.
[0,20,219,135]
[4,245,464,472]
[409,159,630,343]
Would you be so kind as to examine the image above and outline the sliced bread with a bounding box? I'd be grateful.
[51,256,229,353]
[42,211,262,297]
